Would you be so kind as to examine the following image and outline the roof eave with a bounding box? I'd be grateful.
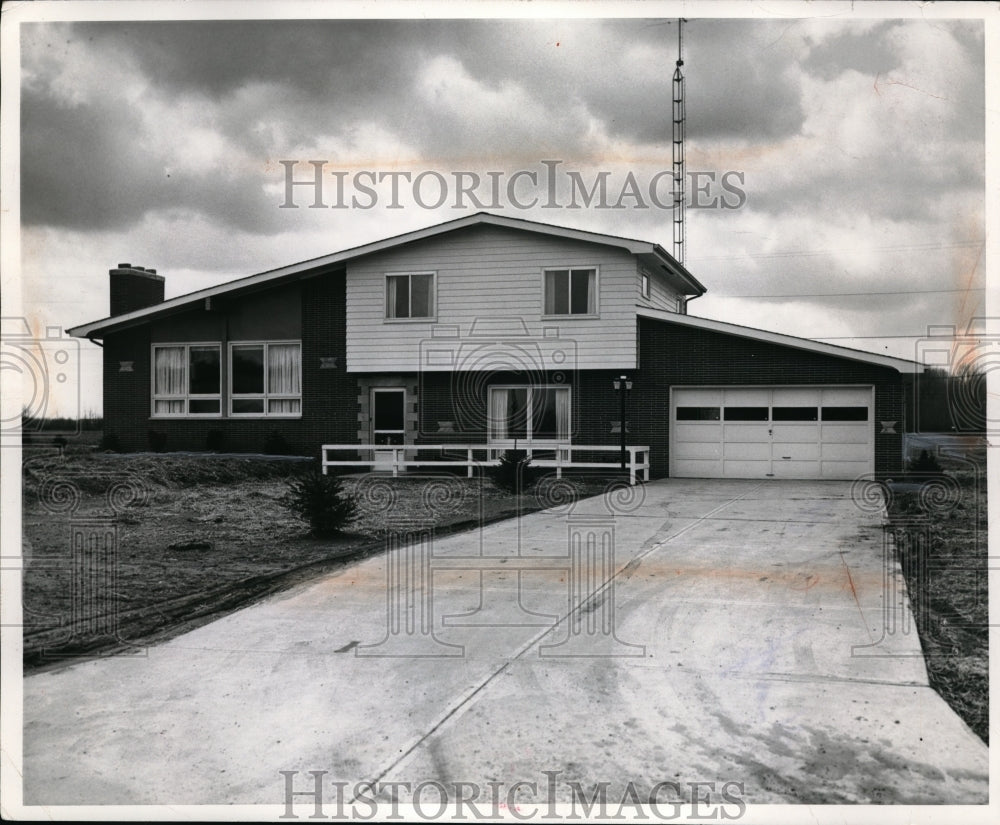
[637,307,923,374]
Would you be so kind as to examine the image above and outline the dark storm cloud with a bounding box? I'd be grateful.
[20,82,286,233]
[800,21,898,80]
[683,20,806,142]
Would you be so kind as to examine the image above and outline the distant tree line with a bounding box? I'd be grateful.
[907,367,986,433]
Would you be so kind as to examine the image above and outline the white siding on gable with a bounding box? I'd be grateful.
[637,264,682,313]
[346,224,642,372]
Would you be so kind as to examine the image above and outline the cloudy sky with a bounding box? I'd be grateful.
[14,3,989,417]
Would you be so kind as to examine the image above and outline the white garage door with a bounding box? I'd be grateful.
[670,386,874,480]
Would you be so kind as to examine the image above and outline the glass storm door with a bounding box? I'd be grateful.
[372,388,406,471]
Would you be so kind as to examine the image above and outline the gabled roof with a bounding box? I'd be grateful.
[637,306,923,374]
[68,212,706,339]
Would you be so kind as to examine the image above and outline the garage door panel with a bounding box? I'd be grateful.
[820,424,870,444]
[821,442,869,461]
[671,386,873,480]
[771,460,823,478]
[674,423,722,441]
[772,442,821,461]
[674,441,722,460]
[723,424,771,442]
[771,388,821,405]
[771,424,819,443]
[722,460,770,478]
[723,388,770,406]
[723,442,771,461]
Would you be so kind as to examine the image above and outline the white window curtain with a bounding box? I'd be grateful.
[544,270,564,315]
[555,388,571,440]
[489,388,508,440]
[386,276,398,318]
[154,347,185,414]
[583,270,597,314]
[266,343,301,414]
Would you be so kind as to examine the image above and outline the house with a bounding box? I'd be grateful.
[68,212,919,480]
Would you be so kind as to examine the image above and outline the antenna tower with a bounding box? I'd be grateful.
[672,18,687,265]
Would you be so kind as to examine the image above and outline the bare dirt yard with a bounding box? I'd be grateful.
[886,446,988,743]
[21,449,608,672]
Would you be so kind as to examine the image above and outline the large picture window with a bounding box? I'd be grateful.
[152,344,221,417]
[386,272,435,320]
[544,268,597,316]
[488,386,571,442]
[230,341,302,416]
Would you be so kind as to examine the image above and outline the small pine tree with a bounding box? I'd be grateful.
[281,471,359,537]
[488,449,545,494]
[910,449,943,476]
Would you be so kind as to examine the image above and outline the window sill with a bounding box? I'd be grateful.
[150,414,223,420]
[540,314,600,321]
[383,317,437,324]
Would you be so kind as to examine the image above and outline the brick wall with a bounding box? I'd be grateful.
[109,266,165,316]
[102,271,357,458]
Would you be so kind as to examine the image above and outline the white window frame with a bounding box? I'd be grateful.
[487,384,572,445]
[541,266,599,318]
[150,342,223,419]
[228,340,303,418]
[384,271,436,322]
[640,269,651,300]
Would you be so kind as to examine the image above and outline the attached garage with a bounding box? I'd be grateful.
[670,386,874,480]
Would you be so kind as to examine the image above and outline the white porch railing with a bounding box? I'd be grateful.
[320,443,651,485]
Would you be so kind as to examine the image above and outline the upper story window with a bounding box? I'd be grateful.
[543,268,597,316]
[640,270,651,300]
[386,272,435,320]
[152,343,221,417]
[230,341,302,417]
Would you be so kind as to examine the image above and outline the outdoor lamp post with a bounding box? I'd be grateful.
[613,375,633,471]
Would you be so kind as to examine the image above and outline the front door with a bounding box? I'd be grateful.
[372,388,406,471]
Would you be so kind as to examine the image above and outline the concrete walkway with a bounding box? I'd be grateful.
[21,480,988,808]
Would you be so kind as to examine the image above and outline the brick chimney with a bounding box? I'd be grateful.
[109,263,165,316]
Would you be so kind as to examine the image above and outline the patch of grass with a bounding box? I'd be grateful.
[886,464,988,743]
[21,453,613,670]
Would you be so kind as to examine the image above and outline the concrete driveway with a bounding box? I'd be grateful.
[20,480,988,809]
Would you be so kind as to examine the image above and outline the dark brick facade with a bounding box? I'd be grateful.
[102,269,357,457]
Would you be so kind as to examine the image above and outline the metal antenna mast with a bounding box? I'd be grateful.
[671,18,687,265]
